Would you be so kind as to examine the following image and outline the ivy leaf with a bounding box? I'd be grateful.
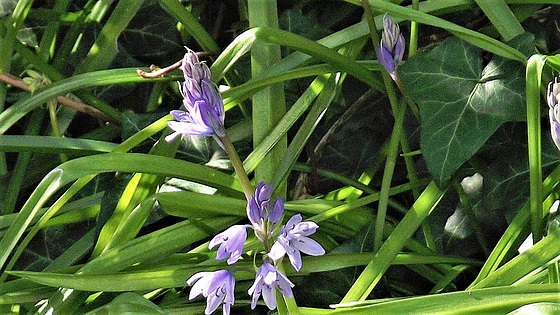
[399,34,534,185]
[470,33,535,120]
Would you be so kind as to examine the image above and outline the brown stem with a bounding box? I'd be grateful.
[136,59,183,78]
[136,51,219,79]
[0,73,113,122]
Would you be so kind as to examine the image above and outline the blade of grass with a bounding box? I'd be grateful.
[340,181,446,303]
[74,0,146,73]
[526,54,547,243]
[475,0,524,41]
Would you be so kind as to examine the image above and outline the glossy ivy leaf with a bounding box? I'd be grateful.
[471,125,560,222]
[399,34,534,185]
[0,0,16,18]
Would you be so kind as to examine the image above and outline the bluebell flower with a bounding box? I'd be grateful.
[166,50,225,141]
[377,15,405,81]
[248,261,294,310]
[548,77,560,151]
[247,182,284,242]
[268,214,325,272]
[209,224,250,265]
[187,269,236,315]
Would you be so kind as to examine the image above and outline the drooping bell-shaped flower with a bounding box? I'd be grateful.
[187,269,236,315]
[377,15,405,81]
[209,224,250,265]
[268,214,325,272]
[548,77,560,151]
[166,49,226,141]
[247,182,284,242]
[248,261,294,310]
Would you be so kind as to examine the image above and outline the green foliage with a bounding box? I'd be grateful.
[0,1,559,314]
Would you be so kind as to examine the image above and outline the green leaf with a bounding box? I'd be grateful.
[0,136,117,154]
[333,284,560,314]
[399,34,534,185]
[118,4,182,60]
[508,303,560,315]
[84,293,166,315]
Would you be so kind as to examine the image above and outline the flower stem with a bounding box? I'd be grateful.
[219,132,253,199]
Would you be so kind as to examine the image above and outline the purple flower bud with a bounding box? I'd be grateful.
[268,214,325,272]
[246,182,285,242]
[187,269,235,315]
[166,50,226,141]
[548,78,560,151]
[248,261,294,310]
[377,15,405,81]
[209,225,250,265]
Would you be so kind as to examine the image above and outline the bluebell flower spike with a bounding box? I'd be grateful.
[166,49,226,142]
[377,15,405,81]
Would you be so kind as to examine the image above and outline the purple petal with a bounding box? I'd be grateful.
[223,303,231,315]
[286,247,303,271]
[187,271,214,299]
[290,221,319,237]
[269,197,284,223]
[170,110,188,121]
[208,225,248,264]
[256,182,273,205]
[247,196,262,227]
[284,214,302,231]
[394,34,405,65]
[293,236,325,256]
[205,292,224,314]
[377,45,395,74]
[261,285,277,310]
[167,120,213,136]
[268,240,286,261]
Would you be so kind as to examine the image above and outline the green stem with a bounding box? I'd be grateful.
[248,0,287,196]
[48,99,68,162]
[374,101,406,252]
[409,0,419,57]
[361,0,406,252]
[219,133,253,199]
[526,55,545,243]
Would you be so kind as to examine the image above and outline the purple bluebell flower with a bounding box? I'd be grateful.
[166,50,225,141]
[548,77,560,151]
[248,261,294,310]
[247,182,284,242]
[209,225,250,265]
[377,15,405,81]
[268,214,325,272]
[187,269,236,315]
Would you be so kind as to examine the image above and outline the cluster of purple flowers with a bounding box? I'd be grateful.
[168,50,325,314]
[166,49,225,142]
[188,183,325,314]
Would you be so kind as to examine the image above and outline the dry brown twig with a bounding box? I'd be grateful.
[0,72,113,122]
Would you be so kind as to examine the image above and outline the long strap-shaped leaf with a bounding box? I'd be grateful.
[340,181,446,303]
[211,26,383,91]
[0,153,243,271]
